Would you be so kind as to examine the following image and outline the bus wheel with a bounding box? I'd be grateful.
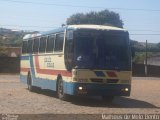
[57,77,66,100]
[102,96,114,103]
[27,73,33,92]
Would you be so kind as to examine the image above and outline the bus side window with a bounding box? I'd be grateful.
[27,39,33,54]
[33,38,40,54]
[65,30,74,71]
[54,33,64,52]
[39,36,47,53]
[46,35,55,52]
[22,41,28,54]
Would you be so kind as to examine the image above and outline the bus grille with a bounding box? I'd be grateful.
[90,78,103,83]
[107,79,119,83]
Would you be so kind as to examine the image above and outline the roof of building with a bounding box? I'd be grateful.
[6,47,21,57]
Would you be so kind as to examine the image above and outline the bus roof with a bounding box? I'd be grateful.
[23,24,127,40]
[68,24,126,31]
[23,27,65,40]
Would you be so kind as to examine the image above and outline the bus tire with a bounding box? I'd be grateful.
[27,72,33,92]
[57,77,66,100]
[102,96,114,103]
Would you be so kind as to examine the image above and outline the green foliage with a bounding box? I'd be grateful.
[0,28,33,47]
[0,46,7,56]
[130,40,160,52]
[66,9,123,28]
[157,43,160,48]
[133,52,159,64]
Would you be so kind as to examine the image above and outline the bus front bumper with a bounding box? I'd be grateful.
[64,82,131,96]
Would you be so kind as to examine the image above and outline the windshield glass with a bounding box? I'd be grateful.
[74,29,131,70]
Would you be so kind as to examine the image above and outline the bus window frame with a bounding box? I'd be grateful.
[54,32,65,53]
[22,40,28,54]
[46,34,55,53]
[23,31,66,55]
[64,29,74,71]
[39,36,47,54]
[27,39,33,54]
[33,37,40,54]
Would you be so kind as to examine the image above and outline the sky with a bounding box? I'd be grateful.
[0,0,160,43]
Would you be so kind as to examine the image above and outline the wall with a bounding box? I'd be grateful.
[147,56,160,66]
[132,63,160,77]
[0,57,20,73]
[0,57,159,77]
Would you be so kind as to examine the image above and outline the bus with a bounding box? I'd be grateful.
[20,24,132,101]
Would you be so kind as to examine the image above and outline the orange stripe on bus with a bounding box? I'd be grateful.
[34,55,72,77]
[21,68,29,72]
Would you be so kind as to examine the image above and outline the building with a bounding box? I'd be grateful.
[6,47,21,57]
[147,55,160,66]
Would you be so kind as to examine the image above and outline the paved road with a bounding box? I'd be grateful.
[0,75,159,116]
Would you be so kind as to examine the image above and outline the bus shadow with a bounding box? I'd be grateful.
[26,87,57,98]
[69,96,159,108]
[28,88,159,109]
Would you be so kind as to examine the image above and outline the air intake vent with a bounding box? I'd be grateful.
[90,78,103,83]
[107,79,119,83]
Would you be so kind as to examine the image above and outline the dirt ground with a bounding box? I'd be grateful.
[0,75,159,119]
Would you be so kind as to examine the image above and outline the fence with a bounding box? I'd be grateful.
[0,57,159,77]
[132,63,160,77]
[0,57,20,73]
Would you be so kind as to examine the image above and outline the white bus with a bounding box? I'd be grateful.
[20,25,132,101]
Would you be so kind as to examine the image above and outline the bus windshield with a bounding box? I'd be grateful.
[74,29,131,71]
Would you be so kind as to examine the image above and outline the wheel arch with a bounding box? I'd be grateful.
[27,70,33,85]
[56,74,62,91]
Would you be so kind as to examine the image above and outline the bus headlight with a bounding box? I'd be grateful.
[77,86,87,94]
[78,86,83,90]
[125,88,129,92]
[121,88,129,92]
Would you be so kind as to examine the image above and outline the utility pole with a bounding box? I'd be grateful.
[145,40,148,76]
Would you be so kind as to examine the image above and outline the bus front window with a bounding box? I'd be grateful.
[74,30,131,71]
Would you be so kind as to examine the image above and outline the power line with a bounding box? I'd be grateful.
[128,30,160,32]
[130,34,160,36]
[1,24,160,31]
[1,0,160,12]
[1,24,160,35]
[0,24,57,28]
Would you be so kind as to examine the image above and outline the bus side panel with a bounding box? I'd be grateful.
[20,55,30,84]
[32,77,57,91]
[29,54,72,91]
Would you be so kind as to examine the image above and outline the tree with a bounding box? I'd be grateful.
[157,43,160,48]
[66,9,123,28]
[0,46,7,56]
